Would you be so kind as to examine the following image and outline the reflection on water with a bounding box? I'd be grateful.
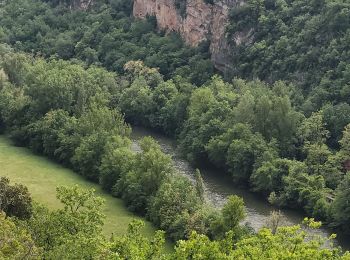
[131,126,350,250]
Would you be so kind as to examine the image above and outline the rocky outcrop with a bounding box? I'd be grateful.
[133,0,245,73]
[77,0,94,10]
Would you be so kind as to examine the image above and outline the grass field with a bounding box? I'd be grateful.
[0,135,156,238]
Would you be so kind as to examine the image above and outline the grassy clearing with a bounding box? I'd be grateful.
[0,135,157,237]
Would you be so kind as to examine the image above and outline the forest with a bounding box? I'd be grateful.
[1,0,350,258]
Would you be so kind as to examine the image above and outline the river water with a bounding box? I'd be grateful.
[131,126,350,250]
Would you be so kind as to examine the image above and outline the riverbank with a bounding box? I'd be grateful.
[131,126,350,250]
[0,135,155,237]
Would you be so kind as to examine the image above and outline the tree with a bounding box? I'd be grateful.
[71,106,131,181]
[179,86,229,163]
[110,220,166,259]
[123,60,163,88]
[0,177,32,219]
[305,143,332,176]
[332,173,350,232]
[99,135,134,192]
[35,109,73,158]
[221,195,246,232]
[173,231,231,259]
[322,103,350,149]
[195,169,205,202]
[1,52,28,86]
[55,185,105,235]
[116,137,173,214]
[225,124,276,183]
[148,177,204,240]
[338,124,350,162]
[275,161,330,219]
[26,185,106,256]
[0,82,31,142]
[72,131,109,181]
[210,195,246,239]
[265,210,284,235]
[118,77,155,125]
[298,111,329,146]
[251,158,290,195]
[0,212,41,259]
[231,219,346,259]
[45,233,111,260]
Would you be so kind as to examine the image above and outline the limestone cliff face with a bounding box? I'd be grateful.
[133,0,245,73]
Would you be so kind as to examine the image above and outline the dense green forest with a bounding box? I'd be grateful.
[0,0,213,85]
[227,0,350,114]
[2,0,350,257]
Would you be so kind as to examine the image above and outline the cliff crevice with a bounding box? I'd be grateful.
[133,0,245,73]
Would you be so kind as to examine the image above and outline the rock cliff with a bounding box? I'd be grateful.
[133,0,245,73]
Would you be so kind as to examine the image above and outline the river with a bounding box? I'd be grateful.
[131,126,350,250]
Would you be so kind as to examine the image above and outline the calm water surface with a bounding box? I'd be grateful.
[131,126,350,250]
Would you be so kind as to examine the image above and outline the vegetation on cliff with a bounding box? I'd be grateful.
[228,0,350,114]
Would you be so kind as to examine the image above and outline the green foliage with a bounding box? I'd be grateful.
[322,103,350,149]
[225,124,276,183]
[0,177,32,219]
[231,221,346,259]
[338,124,350,159]
[227,0,350,111]
[173,231,233,259]
[56,185,105,234]
[116,137,173,214]
[9,184,167,259]
[110,220,166,259]
[195,169,205,202]
[0,213,40,259]
[210,195,246,239]
[269,160,331,220]
[332,173,350,233]
[173,219,348,260]
[1,52,28,86]
[298,111,329,146]
[251,158,290,195]
[24,185,107,258]
[0,0,213,85]
[148,176,206,240]
[118,76,155,125]
[99,135,133,192]
[221,195,245,230]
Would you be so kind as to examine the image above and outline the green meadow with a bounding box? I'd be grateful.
[0,135,156,237]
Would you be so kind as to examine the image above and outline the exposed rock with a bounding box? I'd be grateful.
[77,0,94,10]
[133,0,246,74]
